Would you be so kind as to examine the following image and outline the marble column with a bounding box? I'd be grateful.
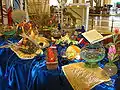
[103,0,111,5]
[20,0,24,10]
[73,0,78,3]
[94,0,101,6]
[2,0,8,24]
[73,0,86,3]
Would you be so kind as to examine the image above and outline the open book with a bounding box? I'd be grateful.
[82,30,113,44]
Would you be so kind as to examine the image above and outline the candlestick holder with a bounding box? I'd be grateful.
[46,61,58,70]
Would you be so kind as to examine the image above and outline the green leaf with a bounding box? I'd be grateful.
[114,54,119,59]
[113,58,119,62]
[113,35,118,44]
[106,42,113,47]
[113,54,119,62]
[116,40,120,44]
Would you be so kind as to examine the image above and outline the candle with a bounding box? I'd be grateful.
[29,23,32,30]
[47,47,57,62]
[8,6,12,26]
[30,30,35,39]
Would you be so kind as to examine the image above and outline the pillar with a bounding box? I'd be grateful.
[73,0,86,3]
[2,0,8,25]
[73,0,78,3]
[103,0,112,5]
[0,0,3,24]
[20,0,23,10]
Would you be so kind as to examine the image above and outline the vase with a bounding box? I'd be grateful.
[80,43,105,68]
[103,63,118,77]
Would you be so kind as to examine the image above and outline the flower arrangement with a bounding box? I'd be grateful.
[107,45,119,64]
[12,10,26,24]
[107,28,120,64]
[26,0,54,29]
[103,28,120,77]
[55,33,78,45]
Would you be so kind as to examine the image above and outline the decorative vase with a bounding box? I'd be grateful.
[103,63,117,77]
[80,43,105,68]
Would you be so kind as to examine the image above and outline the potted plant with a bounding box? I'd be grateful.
[103,28,120,77]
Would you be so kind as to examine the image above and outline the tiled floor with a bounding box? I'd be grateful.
[88,10,120,34]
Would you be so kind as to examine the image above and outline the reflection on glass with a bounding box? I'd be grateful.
[80,43,105,68]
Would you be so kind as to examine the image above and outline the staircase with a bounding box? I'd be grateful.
[66,7,82,23]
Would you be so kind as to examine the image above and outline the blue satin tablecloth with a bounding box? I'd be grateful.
[0,37,120,90]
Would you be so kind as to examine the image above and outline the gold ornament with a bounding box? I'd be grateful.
[66,45,81,60]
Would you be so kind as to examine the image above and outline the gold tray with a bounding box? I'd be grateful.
[62,62,110,90]
[11,45,43,59]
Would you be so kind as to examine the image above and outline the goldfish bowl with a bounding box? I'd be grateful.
[80,43,105,68]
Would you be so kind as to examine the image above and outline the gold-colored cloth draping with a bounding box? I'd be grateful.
[62,62,110,90]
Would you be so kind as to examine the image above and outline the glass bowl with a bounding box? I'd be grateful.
[80,43,105,68]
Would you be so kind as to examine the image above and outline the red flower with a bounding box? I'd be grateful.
[23,23,30,30]
[77,38,81,41]
[114,28,119,34]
